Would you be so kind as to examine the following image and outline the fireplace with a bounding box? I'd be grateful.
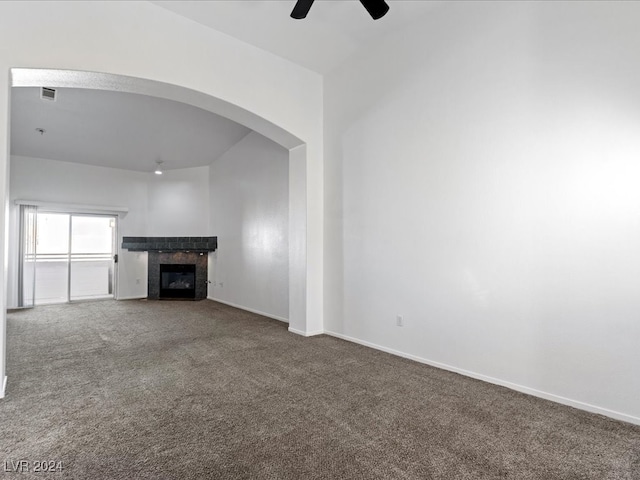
[160,264,196,299]
[121,237,216,301]
[146,251,209,300]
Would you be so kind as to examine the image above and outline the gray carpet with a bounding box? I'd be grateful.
[2,300,639,479]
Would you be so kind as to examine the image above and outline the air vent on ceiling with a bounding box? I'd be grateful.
[40,87,56,101]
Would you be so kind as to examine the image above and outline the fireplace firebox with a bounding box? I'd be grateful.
[159,264,196,299]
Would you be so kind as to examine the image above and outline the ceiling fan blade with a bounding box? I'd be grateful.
[359,0,390,20]
[291,0,315,19]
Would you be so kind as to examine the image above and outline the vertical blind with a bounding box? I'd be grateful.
[18,204,37,308]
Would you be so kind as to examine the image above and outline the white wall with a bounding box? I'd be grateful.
[0,79,8,396]
[0,0,324,391]
[324,1,640,424]
[147,166,210,237]
[209,132,289,321]
[8,156,212,305]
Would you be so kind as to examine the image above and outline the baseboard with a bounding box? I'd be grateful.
[116,295,147,301]
[288,327,325,337]
[1,376,7,399]
[324,330,640,427]
[207,297,288,323]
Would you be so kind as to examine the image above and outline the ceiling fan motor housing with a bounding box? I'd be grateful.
[291,0,390,20]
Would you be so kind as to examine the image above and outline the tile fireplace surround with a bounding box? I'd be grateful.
[121,236,217,300]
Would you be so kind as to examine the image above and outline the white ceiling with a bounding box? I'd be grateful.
[10,1,440,172]
[151,0,442,74]
[11,87,250,173]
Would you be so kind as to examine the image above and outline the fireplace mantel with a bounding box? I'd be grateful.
[121,236,217,253]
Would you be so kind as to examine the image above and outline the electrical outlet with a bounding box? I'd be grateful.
[396,315,403,327]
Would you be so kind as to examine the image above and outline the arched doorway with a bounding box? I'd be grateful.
[9,67,309,333]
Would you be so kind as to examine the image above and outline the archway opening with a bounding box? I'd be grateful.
[9,68,308,333]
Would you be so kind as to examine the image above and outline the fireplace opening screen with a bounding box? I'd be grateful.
[159,264,196,298]
[162,272,194,289]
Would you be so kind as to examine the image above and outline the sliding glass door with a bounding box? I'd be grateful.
[34,213,70,304]
[27,212,117,305]
[69,215,117,302]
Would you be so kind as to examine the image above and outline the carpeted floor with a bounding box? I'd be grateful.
[1,300,639,479]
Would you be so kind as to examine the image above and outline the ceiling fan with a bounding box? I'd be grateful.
[291,0,390,20]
